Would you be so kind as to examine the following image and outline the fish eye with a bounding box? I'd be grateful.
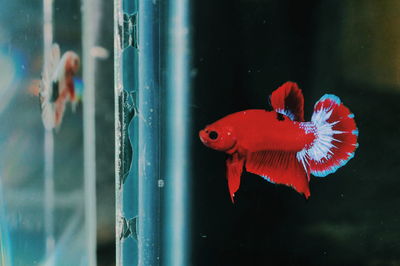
[209,131,218,140]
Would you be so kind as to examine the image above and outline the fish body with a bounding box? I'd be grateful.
[200,110,315,154]
[199,82,358,202]
[40,43,80,130]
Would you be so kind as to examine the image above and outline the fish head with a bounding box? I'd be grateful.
[65,51,80,75]
[199,123,237,153]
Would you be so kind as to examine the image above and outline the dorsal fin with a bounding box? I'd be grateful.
[270,81,304,121]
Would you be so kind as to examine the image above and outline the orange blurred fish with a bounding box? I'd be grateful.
[39,43,80,130]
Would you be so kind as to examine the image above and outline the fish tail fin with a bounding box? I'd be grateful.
[300,94,358,177]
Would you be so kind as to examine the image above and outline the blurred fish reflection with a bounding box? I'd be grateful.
[37,43,80,130]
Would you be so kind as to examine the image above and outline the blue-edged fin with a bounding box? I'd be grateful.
[270,81,305,121]
[245,151,310,198]
[298,94,358,177]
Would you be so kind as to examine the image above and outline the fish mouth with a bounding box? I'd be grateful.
[199,130,209,145]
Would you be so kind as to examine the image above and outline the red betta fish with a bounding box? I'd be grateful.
[199,82,358,202]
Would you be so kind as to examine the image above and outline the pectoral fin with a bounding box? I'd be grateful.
[226,153,245,203]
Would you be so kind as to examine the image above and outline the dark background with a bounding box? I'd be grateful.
[191,0,400,266]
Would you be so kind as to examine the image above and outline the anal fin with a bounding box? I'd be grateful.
[245,151,310,198]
